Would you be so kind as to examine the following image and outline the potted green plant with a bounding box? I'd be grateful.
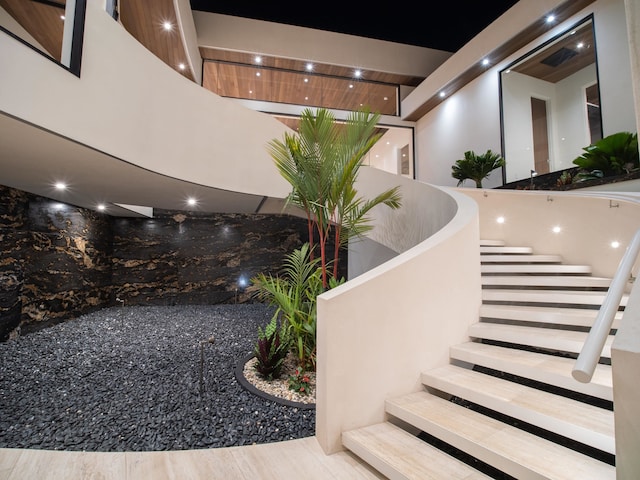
[451,149,505,188]
[573,131,639,179]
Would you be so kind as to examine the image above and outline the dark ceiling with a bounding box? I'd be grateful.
[189,1,520,52]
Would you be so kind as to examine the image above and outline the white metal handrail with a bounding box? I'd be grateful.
[572,228,640,383]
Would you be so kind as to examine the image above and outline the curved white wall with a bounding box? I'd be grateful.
[316,169,481,454]
[0,1,291,199]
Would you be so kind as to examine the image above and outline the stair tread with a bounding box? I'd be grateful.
[482,264,592,273]
[450,341,612,401]
[481,254,563,263]
[343,422,493,480]
[467,322,614,357]
[421,364,615,454]
[480,246,533,254]
[386,391,615,480]
[480,304,622,327]
[481,275,612,288]
[482,289,628,306]
[480,240,506,246]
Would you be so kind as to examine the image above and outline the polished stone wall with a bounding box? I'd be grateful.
[111,210,308,306]
[0,186,113,338]
[0,185,345,339]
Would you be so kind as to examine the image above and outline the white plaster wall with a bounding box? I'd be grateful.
[0,1,291,199]
[193,12,451,79]
[415,71,503,188]
[414,0,636,188]
[595,0,637,135]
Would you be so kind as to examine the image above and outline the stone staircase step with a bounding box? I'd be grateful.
[421,365,615,454]
[479,304,622,329]
[386,391,615,480]
[481,264,592,274]
[480,239,506,246]
[481,254,563,263]
[342,421,493,480]
[450,341,613,401]
[480,246,534,254]
[467,322,614,358]
[481,289,627,306]
[481,275,612,289]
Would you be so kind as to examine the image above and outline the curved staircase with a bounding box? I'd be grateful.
[342,240,622,479]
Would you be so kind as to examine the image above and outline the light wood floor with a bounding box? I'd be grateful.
[0,436,386,480]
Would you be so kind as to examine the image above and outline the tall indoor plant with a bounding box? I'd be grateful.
[266,107,402,288]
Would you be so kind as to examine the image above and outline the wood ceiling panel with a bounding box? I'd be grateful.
[0,0,65,61]
[511,22,595,83]
[119,0,194,81]
[202,61,399,114]
[199,47,424,87]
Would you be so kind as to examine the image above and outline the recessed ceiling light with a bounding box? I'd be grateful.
[255,56,262,64]
[546,15,556,23]
[187,197,197,206]
[162,21,173,31]
[97,204,106,211]
[354,70,362,78]
[577,42,584,49]
[60,15,65,20]
[439,91,446,98]
[304,78,309,83]
[611,240,620,249]
[383,96,388,101]
[306,63,313,71]
[482,58,490,66]
[496,216,505,224]
[552,226,561,233]
[55,182,67,190]
[256,72,261,77]
[349,84,354,89]
[178,63,186,70]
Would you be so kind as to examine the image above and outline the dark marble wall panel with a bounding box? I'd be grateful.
[0,186,29,340]
[111,210,309,306]
[20,198,113,334]
[0,184,348,339]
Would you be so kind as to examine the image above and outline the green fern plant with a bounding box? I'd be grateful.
[252,243,344,370]
[451,149,505,188]
[253,316,290,380]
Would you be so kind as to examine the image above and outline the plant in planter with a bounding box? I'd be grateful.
[573,131,639,179]
[251,107,402,376]
[253,316,290,380]
[252,243,338,370]
[451,149,505,188]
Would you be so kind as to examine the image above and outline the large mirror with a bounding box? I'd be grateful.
[500,16,602,183]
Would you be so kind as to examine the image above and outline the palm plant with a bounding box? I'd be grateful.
[451,149,505,188]
[252,243,336,370]
[573,131,639,176]
[267,107,402,288]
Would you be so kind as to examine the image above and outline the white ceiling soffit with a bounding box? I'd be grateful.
[0,112,267,217]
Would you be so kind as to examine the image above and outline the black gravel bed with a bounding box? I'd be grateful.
[0,305,315,452]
